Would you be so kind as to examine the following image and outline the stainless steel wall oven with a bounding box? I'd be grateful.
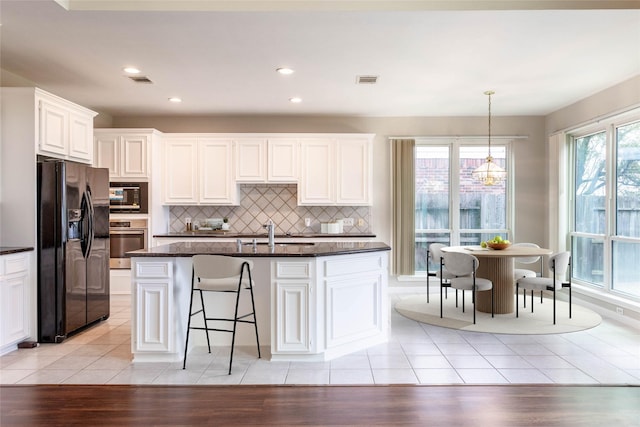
[109,218,147,269]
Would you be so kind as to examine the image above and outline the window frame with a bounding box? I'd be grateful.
[568,113,640,300]
[415,137,514,274]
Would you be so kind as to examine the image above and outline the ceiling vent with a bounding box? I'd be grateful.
[356,75,378,84]
[128,75,153,84]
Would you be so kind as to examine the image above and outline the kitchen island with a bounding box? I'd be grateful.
[128,241,390,363]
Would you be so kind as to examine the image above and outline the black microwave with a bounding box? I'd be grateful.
[109,182,148,213]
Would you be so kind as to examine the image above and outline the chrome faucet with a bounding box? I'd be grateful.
[263,219,275,248]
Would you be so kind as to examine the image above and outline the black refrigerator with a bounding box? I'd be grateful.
[37,159,110,343]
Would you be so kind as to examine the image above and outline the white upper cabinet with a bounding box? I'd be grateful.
[235,139,267,182]
[298,135,373,206]
[122,135,149,178]
[299,138,335,205]
[163,136,238,205]
[94,130,154,180]
[36,89,97,164]
[69,113,94,161]
[200,139,237,204]
[163,138,198,204]
[268,138,299,182]
[161,133,371,206]
[336,136,372,205]
[235,138,298,183]
[94,134,120,176]
[39,100,67,157]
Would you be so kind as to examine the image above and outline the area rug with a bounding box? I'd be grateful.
[394,294,602,334]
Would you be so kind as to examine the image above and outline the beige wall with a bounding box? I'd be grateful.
[546,75,640,135]
[108,114,548,254]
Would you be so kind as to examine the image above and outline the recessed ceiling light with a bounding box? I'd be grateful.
[277,67,294,75]
[289,97,302,103]
[123,67,140,74]
[168,97,182,103]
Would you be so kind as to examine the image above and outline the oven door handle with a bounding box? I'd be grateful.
[110,230,146,235]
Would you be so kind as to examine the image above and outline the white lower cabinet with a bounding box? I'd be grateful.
[272,260,314,354]
[0,252,31,355]
[132,261,173,354]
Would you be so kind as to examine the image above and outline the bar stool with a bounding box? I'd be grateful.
[182,255,261,374]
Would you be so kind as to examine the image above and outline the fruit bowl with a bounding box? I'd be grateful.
[486,242,511,250]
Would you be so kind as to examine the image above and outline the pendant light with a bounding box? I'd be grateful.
[472,90,506,186]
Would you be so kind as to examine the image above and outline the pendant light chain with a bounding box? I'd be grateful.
[472,89,505,186]
[485,90,494,159]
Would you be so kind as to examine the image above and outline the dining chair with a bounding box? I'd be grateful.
[183,255,261,374]
[512,242,544,309]
[440,251,494,324]
[516,251,571,324]
[429,243,455,304]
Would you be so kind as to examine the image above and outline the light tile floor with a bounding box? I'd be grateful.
[1,289,639,385]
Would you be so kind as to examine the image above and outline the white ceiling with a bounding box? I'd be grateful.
[1,0,639,117]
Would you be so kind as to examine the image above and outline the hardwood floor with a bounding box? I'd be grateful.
[1,385,638,426]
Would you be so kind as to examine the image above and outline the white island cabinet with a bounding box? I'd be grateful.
[129,242,389,363]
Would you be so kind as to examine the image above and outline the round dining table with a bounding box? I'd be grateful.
[441,245,552,314]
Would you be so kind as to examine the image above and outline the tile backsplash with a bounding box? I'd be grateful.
[169,184,371,234]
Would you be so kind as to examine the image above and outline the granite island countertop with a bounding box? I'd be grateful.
[153,232,376,239]
[128,241,390,258]
[0,247,34,256]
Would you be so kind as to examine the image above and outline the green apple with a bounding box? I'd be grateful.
[481,241,487,248]
[494,236,503,243]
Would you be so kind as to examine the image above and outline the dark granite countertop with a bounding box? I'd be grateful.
[128,241,390,258]
[0,247,34,256]
[154,232,376,239]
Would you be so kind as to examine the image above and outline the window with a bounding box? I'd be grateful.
[416,140,510,273]
[613,120,640,296]
[570,118,640,299]
[572,131,606,286]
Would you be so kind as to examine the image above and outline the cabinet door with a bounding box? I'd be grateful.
[38,99,68,157]
[164,139,198,204]
[274,281,312,353]
[122,135,149,178]
[0,252,30,350]
[68,112,94,163]
[268,139,298,182]
[298,139,335,205]
[200,139,237,204]
[336,137,372,205]
[235,139,267,182]
[0,274,29,348]
[134,280,172,353]
[94,135,121,177]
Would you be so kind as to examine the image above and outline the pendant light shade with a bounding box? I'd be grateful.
[472,90,506,186]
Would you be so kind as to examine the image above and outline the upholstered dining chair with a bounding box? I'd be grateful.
[440,251,494,324]
[512,242,544,309]
[428,243,455,303]
[183,255,261,374]
[516,251,572,325]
